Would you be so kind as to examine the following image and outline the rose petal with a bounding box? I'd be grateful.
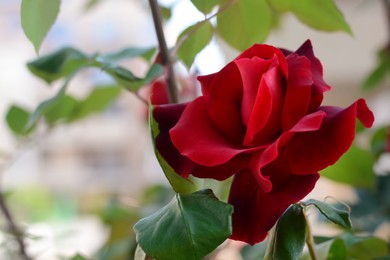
[170,97,263,166]
[228,169,319,245]
[235,57,275,126]
[198,73,217,96]
[284,99,374,174]
[235,44,288,78]
[282,54,313,131]
[244,63,285,146]
[192,153,251,180]
[207,62,246,144]
[154,103,195,177]
[295,40,331,94]
[248,110,325,191]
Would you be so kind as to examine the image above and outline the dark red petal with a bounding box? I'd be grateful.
[198,73,217,96]
[207,61,246,144]
[248,110,325,191]
[150,80,170,105]
[192,153,251,181]
[244,62,285,146]
[235,56,274,126]
[282,54,313,131]
[295,40,331,94]
[284,99,374,174]
[154,104,195,177]
[170,97,262,167]
[235,44,288,78]
[228,169,319,245]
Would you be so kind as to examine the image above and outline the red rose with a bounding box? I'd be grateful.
[153,40,374,245]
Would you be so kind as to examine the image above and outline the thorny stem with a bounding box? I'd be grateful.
[303,207,317,260]
[148,0,178,103]
[0,190,30,260]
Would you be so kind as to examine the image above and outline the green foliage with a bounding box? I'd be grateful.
[26,80,70,130]
[362,48,390,90]
[160,6,173,21]
[97,47,156,63]
[27,47,162,91]
[7,46,164,135]
[370,126,388,158]
[300,238,347,260]
[21,0,61,53]
[303,199,352,229]
[190,0,221,14]
[177,21,214,69]
[6,105,33,135]
[264,204,306,260]
[134,189,233,260]
[149,104,198,194]
[27,47,89,84]
[320,144,375,189]
[341,233,389,259]
[349,175,390,232]
[217,0,272,51]
[267,0,351,33]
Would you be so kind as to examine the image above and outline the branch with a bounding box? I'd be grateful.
[148,0,178,103]
[0,190,30,260]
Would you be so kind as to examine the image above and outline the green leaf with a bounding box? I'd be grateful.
[97,47,156,63]
[72,86,121,120]
[303,199,352,229]
[103,64,163,92]
[318,238,347,260]
[25,73,78,130]
[217,0,272,51]
[69,253,88,260]
[264,204,306,260]
[160,6,172,21]
[134,189,233,260]
[370,126,388,158]
[177,21,214,68]
[190,0,221,14]
[149,104,197,194]
[27,47,159,86]
[44,95,79,124]
[300,238,347,260]
[362,48,390,90]
[27,47,89,84]
[84,0,102,11]
[341,233,389,259]
[6,105,33,135]
[21,0,61,53]
[320,144,375,188]
[267,0,351,33]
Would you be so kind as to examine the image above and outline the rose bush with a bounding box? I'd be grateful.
[152,40,374,245]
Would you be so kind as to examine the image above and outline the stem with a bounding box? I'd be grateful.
[148,0,178,103]
[0,190,30,260]
[303,208,317,260]
[383,0,390,60]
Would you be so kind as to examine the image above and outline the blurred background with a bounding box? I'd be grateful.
[0,0,389,259]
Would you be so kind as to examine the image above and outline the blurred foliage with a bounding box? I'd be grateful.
[320,144,375,189]
[362,47,390,90]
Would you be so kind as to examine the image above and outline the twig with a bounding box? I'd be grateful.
[0,190,30,260]
[303,207,317,260]
[148,0,178,103]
